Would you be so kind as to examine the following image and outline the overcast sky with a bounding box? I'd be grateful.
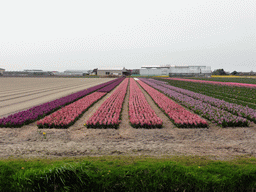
[0,0,255,72]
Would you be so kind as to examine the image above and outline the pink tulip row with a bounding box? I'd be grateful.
[129,78,162,128]
[137,80,208,128]
[166,78,256,88]
[86,78,129,128]
[37,92,106,128]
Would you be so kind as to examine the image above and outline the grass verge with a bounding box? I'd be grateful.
[1,155,256,191]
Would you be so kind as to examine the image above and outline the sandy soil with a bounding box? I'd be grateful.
[0,78,256,160]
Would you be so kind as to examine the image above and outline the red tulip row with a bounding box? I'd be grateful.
[86,78,129,128]
[137,80,208,128]
[37,92,106,128]
[129,78,162,128]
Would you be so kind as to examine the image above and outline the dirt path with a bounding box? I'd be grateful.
[1,78,256,160]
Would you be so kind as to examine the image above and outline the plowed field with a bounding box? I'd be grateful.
[0,77,112,118]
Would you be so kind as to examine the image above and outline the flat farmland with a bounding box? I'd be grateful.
[0,77,113,118]
[0,77,256,161]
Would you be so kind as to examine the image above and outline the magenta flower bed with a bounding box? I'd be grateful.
[137,80,208,128]
[86,78,129,129]
[129,78,162,128]
[37,92,106,128]
[0,78,120,128]
[166,78,256,89]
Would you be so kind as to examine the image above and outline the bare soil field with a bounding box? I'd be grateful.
[0,78,256,160]
[0,77,112,118]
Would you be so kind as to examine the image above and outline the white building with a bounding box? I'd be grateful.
[63,70,92,76]
[140,65,211,77]
[97,67,127,76]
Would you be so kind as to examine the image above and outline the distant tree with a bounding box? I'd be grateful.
[231,70,238,75]
[212,69,227,75]
[249,70,255,75]
[92,68,98,75]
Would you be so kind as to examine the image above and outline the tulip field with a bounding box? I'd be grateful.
[161,77,256,110]
[1,77,256,129]
[140,78,250,127]
[0,78,120,128]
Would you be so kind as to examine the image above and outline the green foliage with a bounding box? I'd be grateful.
[212,69,227,75]
[231,71,238,75]
[1,156,256,191]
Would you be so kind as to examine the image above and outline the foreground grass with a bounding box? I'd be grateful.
[1,155,256,191]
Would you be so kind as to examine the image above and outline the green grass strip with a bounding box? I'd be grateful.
[1,155,256,191]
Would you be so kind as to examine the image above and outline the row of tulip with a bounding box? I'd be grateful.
[37,92,106,128]
[98,77,125,92]
[86,78,129,128]
[136,80,208,128]
[0,78,120,128]
[149,79,256,123]
[140,78,249,127]
[36,78,125,128]
[166,78,256,89]
[129,78,163,128]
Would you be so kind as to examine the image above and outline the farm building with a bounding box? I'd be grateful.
[0,68,5,75]
[140,65,211,77]
[63,70,92,76]
[97,67,128,76]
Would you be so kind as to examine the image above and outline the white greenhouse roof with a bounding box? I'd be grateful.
[141,65,161,68]
[97,67,125,71]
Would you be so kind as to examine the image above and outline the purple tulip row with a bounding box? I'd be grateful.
[139,78,249,127]
[150,79,256,123]
[0,78,121,128]
[98,77,125,92]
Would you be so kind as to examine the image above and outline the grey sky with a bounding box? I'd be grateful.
[1,0,255,72]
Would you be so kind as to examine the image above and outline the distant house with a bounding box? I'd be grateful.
[0,68,5,75]
[97,67,127,76]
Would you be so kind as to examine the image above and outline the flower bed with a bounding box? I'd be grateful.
[37,92,106,128]
[137,80,208,128]
[140,78,249,127]
[0,78,120,128]
[129,78,162,128]
[166,78,256,88]
[86,78,129,129]
[149,79,256,123]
